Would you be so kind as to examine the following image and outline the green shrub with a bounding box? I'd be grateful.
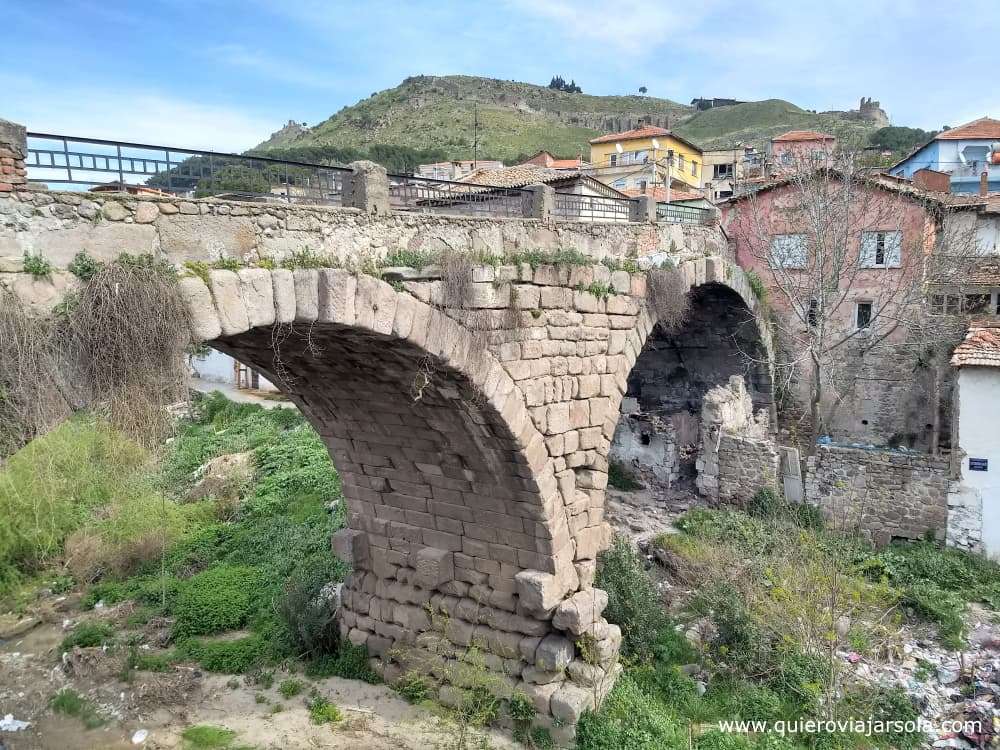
[607,459,643,491]
[576,674,685,750]
[745,270,767,305]
[278,678,304,699]
[22,252,52,278]
[596,534,667,659]
[281,247,336,270]
[307,695,343,724]
[172,565,258,638]
[304,642,381,683]
[60,620,115,651]
[901,580,966,648]
[396,671,432,703]
[68,251,101,281]
[746,487,823,530]
[0,417,150,592]
[277,555,343,659]
[50,688,105,729]
[178,634,267,673]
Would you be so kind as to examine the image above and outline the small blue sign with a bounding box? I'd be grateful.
[970,458,989,472]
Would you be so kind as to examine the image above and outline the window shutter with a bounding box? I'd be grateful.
[887,231,902,267]
[859,232,876,268]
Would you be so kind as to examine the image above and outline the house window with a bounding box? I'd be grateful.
[611,179,626,189]
[965,294,992,314]
[856,301,873,329]
[860,231,902,268]
[713,163,733,179]
[678,154,686,172]
[691,160,698,176]
[769,234,808,269]
[637,179,647,192]
[930,294,962,315]
[807,298,819,327]
[716,189,733,199]
[609,154,617,167]
[812,150,826,161]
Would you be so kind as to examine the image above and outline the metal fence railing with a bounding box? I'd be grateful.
[656,201,714,225]
[25,133,350,205]
[387,173,525,217]
[552,192,632,223]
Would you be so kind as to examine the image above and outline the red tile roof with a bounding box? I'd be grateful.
[952,324,1000,367]
[936,117,1000,140]
[622,187,705,202]
[771,130,836,143]
[589,126,672,145]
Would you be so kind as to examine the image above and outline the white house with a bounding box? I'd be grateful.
[950,325,1000,558]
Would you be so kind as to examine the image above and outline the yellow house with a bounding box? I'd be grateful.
[589,126,704,191]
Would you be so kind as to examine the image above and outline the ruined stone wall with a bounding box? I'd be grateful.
[696,375,778,505]
[0,120,27,193]
[804,446,950,544]
[946,484,983,553]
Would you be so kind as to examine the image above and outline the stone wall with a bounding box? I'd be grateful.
[696,375,778,505]
[0,188,727,311]
[946,483,983,553]
[804,445,951,544]
[0,119,27,193]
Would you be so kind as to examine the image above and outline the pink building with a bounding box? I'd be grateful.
[769,130,836,173]
[721,171,960,447]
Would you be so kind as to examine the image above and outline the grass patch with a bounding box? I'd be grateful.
[50,688,105,729]
[172,565,259,639]
[180,724,245,750]
[307,694,344,725]
[60,620,115,652]
[278,678,304,698]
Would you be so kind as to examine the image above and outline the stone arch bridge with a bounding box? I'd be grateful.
[0,179,773,741]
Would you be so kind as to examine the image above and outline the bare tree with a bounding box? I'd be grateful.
[727,155,979,453]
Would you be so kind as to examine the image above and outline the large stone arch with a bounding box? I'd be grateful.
[176,266,620,742]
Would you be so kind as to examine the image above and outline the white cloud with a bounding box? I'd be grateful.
[2,75,276,152]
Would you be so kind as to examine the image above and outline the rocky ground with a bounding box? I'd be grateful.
[0,595,516,750]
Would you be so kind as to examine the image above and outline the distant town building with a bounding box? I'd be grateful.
[416,159,504,181]
[888,117,1000,194]
[458,164,625,197]
[700,146,761,201]
[690,97,745,111]
[768,130,837,173]
[517,150,589,170]
[589,126,704,192]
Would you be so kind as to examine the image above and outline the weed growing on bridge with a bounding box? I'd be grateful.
[22,251,52,278]
[578,281,613,301]
[63,256,190,446]
[0,286,70,455]
[281,247,337,269]
[67,251,101,281]
[601,256,640,274]
[645,265,690,332]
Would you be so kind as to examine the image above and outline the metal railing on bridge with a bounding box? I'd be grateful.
[656,201,715,225]
[552,192,632,223]
[23,132,719,226]
[387,173,526,218]
[25,133,351,205]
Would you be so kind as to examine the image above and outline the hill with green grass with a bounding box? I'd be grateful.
[253,75,890,163]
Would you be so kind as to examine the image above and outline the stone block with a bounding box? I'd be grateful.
[177,276,222,342]
[270,268,296,323]
[535,634,574,671]
[552,589,608,635]
[293,269,319,321]
[332,528,370,566]
[237,267,275,328]
[551,683,595,724]
[415,546,455,589]
[208,269,250,336]
[318,268,356,325]
[515,569,567,614]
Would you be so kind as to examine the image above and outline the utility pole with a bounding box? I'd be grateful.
[665,149,673,206]
[473,103,479,170]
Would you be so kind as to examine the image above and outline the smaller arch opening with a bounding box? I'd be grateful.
[608,283,772,511]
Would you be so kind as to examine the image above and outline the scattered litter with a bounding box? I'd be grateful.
[131,729,149,744]
[0,714,30,732]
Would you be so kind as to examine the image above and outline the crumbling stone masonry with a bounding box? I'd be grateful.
[804,446,950,545]
[696,375,778,505]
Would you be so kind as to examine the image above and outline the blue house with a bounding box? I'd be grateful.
[888,117,1000,194]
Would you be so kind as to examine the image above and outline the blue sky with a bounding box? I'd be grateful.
[4,0,995,152]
